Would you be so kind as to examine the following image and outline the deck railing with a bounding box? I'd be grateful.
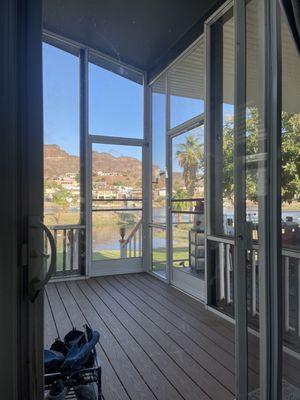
[209,236,300,352]
[120,219,142,258]
[46,224,85,278]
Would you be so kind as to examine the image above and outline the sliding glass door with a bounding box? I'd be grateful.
[280,5,300,396]
[206,0,300,397]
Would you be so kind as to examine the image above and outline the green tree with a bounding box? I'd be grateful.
[75,172,80,184]
[176,134,204,196]
[52,185,71,223]
[222,108,300,203]
[281,113,300,202]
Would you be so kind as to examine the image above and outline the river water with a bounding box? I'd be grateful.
[47,207,300,251]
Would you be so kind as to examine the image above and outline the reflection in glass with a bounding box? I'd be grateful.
[245,0,261,394]
[169,39,204,128]
[207,240,234,314]
[89,61,143,138]
[210,9,235,236]
[281,9,300,395]
[281,18,300,252]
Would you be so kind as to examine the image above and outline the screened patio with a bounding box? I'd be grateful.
[42,0,300,398]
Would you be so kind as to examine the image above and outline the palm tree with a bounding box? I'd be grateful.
[176,134,203,197]
[172,188,189,223]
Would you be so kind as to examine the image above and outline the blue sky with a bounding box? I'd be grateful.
[43,42,234,166]
[43,43,143,159]
[152,92,205,171]
[43,43,80,156]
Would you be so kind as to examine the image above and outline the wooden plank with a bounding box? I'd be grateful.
[126,275,236,353]
[66,281,157,400]
[140,274,236,342]
[140,275,300,388]
[87,278,211,400]
[79,280,189,400]
[126,274,260,384]
[110,276,237,392]
[140,275,300,389]
[46,283,73,338]
[143,273,260,350]
[116,275,236,372]
[102,276,236,397]
[55,282,130,400]
[138,274,260,357]
[43,276,300,399]
[44,289,58,348]
[283,351,300,371]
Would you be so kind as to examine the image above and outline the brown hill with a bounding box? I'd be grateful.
[92,151,142,176]
[44,144,144,181]
[44,144,79,178]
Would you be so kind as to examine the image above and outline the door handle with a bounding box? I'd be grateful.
[29,221,57,302]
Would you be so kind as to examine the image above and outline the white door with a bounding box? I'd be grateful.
[89,139,145,276]
[168,124,206,300]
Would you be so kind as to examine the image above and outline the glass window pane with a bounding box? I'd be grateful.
[281,13,300,252]
[172,213,205,279]
[246,1,261,393]
[91,143,143,261]
[172,217,192,267]
[43,43,80,226]
[207,239,235,314]
[152,75,167,224]
[152,227,167,278]
[92,143,142,200]
[170,123,205,281]
[210,9,235,236]
[207,9,236,398]
[89,60,143,138]
[281,8,300,396]
[171,125,204,200]
[169,40,205,128]
[92,210,142,260]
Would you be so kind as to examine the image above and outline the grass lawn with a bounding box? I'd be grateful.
[93,250,122,261]
[152,246,189,261]
[53,247,189,271]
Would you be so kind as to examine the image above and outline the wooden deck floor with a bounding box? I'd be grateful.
[45,273,300,400]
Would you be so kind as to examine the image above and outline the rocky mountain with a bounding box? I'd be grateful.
[44,144,79,178]
[92,151,142,177]
[44,144,144,181]
[44,144,179,189]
